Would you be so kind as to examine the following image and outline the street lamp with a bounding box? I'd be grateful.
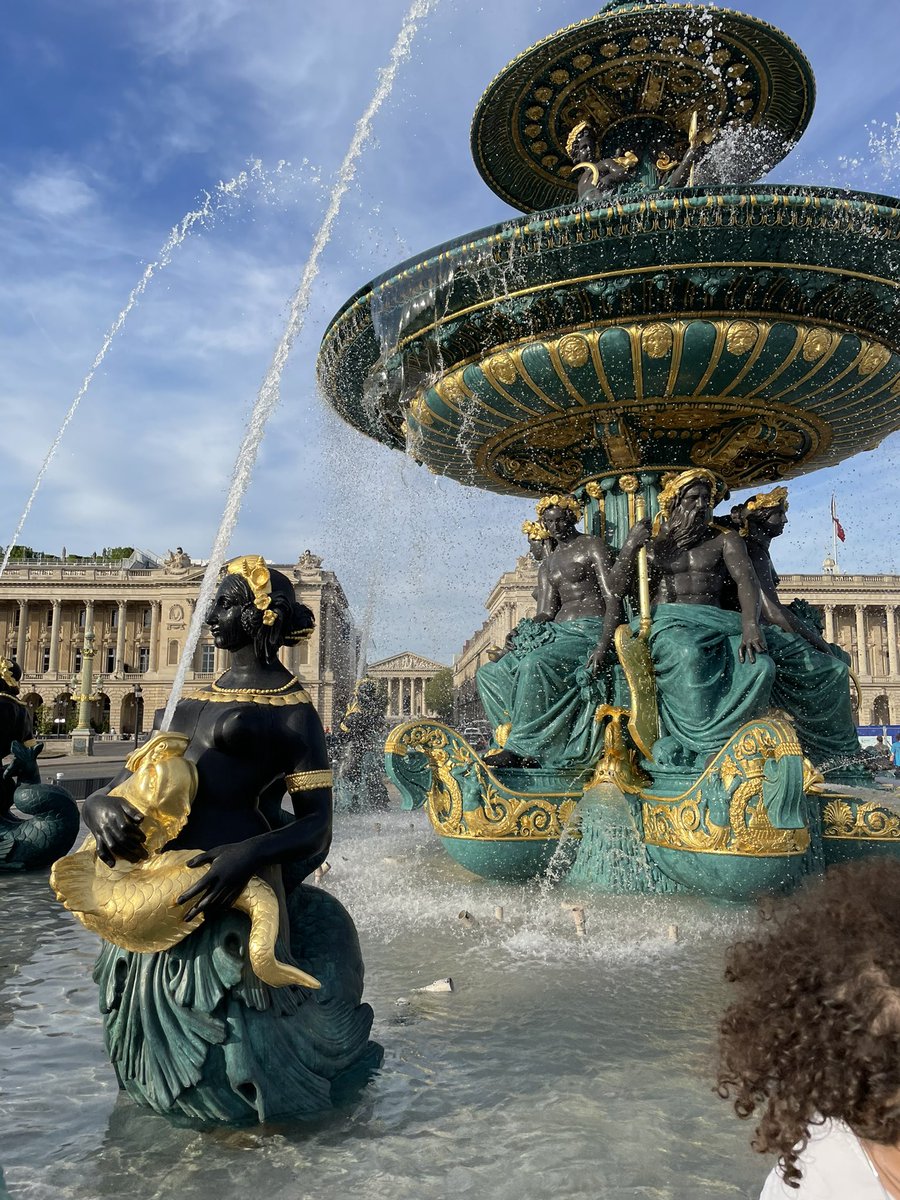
[133,683,143,753]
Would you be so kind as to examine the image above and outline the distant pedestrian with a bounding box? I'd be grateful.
[892,735,900,778]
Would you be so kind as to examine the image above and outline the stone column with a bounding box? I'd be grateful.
[149,602,161,672]
[115,602,127,675]
[823,604,836,646]
[886,605,899,680]
[855,606,869,676]
[48,600,61,673]
[214,647,227,673]
[15,600,28,669]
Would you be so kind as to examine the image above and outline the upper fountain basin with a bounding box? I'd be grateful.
[316,184,900,497]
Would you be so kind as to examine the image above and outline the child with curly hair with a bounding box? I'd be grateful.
[717,859,900,1197]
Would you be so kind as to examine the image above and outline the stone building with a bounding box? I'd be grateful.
[452,556,900,728]
[366,652,449,725]
[1,548,359,737]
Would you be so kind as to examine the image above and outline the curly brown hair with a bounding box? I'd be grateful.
[717,859,900,1189]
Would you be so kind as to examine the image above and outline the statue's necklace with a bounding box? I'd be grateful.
[200,676,311,705]
[210,675,297,695]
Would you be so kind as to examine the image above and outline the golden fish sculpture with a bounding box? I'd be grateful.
[50,731,320,990]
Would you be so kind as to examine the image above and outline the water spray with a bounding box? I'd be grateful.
[163,0,440,730]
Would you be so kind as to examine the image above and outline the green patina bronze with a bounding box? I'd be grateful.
[317,0,900,893]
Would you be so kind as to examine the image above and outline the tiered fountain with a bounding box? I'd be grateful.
[317,0,900,899]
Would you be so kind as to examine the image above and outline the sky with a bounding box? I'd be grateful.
[0,0,898,667]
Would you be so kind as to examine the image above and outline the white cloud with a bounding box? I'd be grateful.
[11,163,99,219]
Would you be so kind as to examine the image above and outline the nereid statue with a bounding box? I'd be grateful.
[52,555,382,1124]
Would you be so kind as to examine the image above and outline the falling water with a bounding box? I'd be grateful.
[162,0,441,730]
[0,160,281,579]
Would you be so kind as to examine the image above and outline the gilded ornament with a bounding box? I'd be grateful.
[802,328,832,362]
[409,392,435,426]
[743,486,789,514]
[858,343,891,375]
[225,555,278,625]
[521,519,551,541]
[688,39,708,55]
[629,36,650,52]
[550,70,569,85]
[565,119,592,158]
[285,769,334,792]
[536,493,582,518]
[890,376,900,397]
[641,722,810,858]
[822,798,900,841]
[572,54,592,70]
[618,474,640,494]
[542,155,559,168]
[584,481,603,500]
[534,87,553,102]
[642,322,674,359]
[526,106,544,120]
[531,141,548,155]
[712,48,731,65]
[442,375,466,403]
[600,42,620,58]
[558,333,590,369]
[489,353,518,386]
[725,321,759,356]
[661,36,680,51]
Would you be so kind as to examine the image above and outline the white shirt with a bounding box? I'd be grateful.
[760,1119,890,1199]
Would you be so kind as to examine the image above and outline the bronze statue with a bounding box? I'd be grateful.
[565,120,639,203]
[56,555,381,1124]
[643,468,772,766]
[477,495,647,769]
[723,486,862,769]
[332,678,390,812]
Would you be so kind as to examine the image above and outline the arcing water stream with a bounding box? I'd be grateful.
[162,0,441,730]
[0,161,285,580]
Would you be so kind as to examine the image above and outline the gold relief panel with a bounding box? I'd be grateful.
[859,343,892,376]
[725,321,760,356]
[558,333,591,369]
[642,323,674,359]
[822,798,900,841]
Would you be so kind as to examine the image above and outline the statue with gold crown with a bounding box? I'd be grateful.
[51,555,382,1124]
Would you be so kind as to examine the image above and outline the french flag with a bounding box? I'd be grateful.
[831,495,846,543]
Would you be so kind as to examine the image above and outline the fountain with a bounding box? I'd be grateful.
[318,0,900,897]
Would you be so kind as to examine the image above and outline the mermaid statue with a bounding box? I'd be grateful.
[52,556,382,1125]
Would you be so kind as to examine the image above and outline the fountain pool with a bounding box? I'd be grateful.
[3,809,770,1200]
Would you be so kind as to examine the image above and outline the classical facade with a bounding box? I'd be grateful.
[1,548,359,736]
[366,652,449,725]
[452,557,900,729]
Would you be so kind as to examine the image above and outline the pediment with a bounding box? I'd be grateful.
[368,651,448,673]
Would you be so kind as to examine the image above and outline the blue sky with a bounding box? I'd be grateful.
[0,0,898,665]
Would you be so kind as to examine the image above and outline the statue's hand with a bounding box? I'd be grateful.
[9,740,42,785]
[739,623,768,664]
[587,642,611,676]
[83,794,147,867]
[177,843,258,922]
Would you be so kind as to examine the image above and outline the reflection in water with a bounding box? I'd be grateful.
[1,812,768,1199]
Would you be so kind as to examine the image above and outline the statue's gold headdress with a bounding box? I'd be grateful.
[0,657,20,694]
[536,494,582,519]
[224,555,276,626]
[743,486,789,514]
[522,519,551,541]
[655,468,727,527]
[565,120,593,160]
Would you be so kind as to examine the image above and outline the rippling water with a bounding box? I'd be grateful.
[0,811,767,1200]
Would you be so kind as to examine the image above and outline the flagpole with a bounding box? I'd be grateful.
[831,494,839,571]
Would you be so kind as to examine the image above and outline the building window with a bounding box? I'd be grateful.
[13,608,20,628]
[78,609,86,628]
[138,647,150,672]
[73,650,82,673]
[111,607,119,629]
[46,608,53,627]
[200,644,215,673]
[296,641,309,666]
[41,648,50,672]
[105,647,116,673]
[142,608,151,628]
[168,640,179,666]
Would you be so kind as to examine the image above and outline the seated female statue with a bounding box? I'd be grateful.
[72,556,382,1124]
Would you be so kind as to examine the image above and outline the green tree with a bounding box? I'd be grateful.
[424,667,454,721]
